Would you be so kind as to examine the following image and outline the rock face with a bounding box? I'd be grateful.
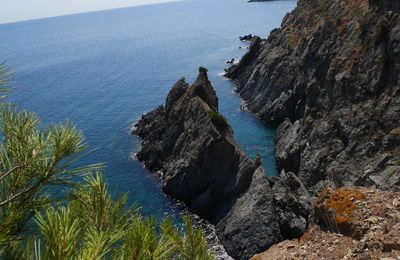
[226,0,400,194]
[133,69,312,259]
[217,169,311,258]
[252,187,400,259]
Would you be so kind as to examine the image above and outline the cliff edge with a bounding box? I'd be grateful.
[226,0,400,194]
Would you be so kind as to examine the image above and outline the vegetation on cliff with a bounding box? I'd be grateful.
[208,110,228,129]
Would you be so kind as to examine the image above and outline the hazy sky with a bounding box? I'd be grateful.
[0,0,176,24]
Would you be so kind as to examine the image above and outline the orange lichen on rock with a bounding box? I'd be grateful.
[324,188,366,224]
[314,187,367,237]
[252,188,400,259]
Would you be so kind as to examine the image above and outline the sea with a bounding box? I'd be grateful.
[0,0,296,220]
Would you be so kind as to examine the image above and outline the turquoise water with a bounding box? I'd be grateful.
[0,0,296,219]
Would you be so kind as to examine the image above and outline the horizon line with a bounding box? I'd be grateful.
[0,0,182,26]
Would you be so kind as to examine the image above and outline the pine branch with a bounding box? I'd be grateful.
[0,146,44,183]
[0,186,30,207]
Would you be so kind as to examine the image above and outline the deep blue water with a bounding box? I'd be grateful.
[0,0,296,219]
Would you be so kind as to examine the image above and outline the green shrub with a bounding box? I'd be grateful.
[208,111,228,128]
[199,66,208,74]
[374,17,390,43]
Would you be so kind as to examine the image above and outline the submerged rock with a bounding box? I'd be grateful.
[132,68,312,259]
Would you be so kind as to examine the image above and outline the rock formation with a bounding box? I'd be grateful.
[132,68,312,259]
[239,34,257,42]
[252,187,400,259]
[226,0,400,195]
[133,0,400,258]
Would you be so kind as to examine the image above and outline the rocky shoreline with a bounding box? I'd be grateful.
[132,0,400,258]
[132,68,312,259]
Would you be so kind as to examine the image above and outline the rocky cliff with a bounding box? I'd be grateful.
[132,0,400,257]
[132,69,312,259]
[226,0,400,195]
